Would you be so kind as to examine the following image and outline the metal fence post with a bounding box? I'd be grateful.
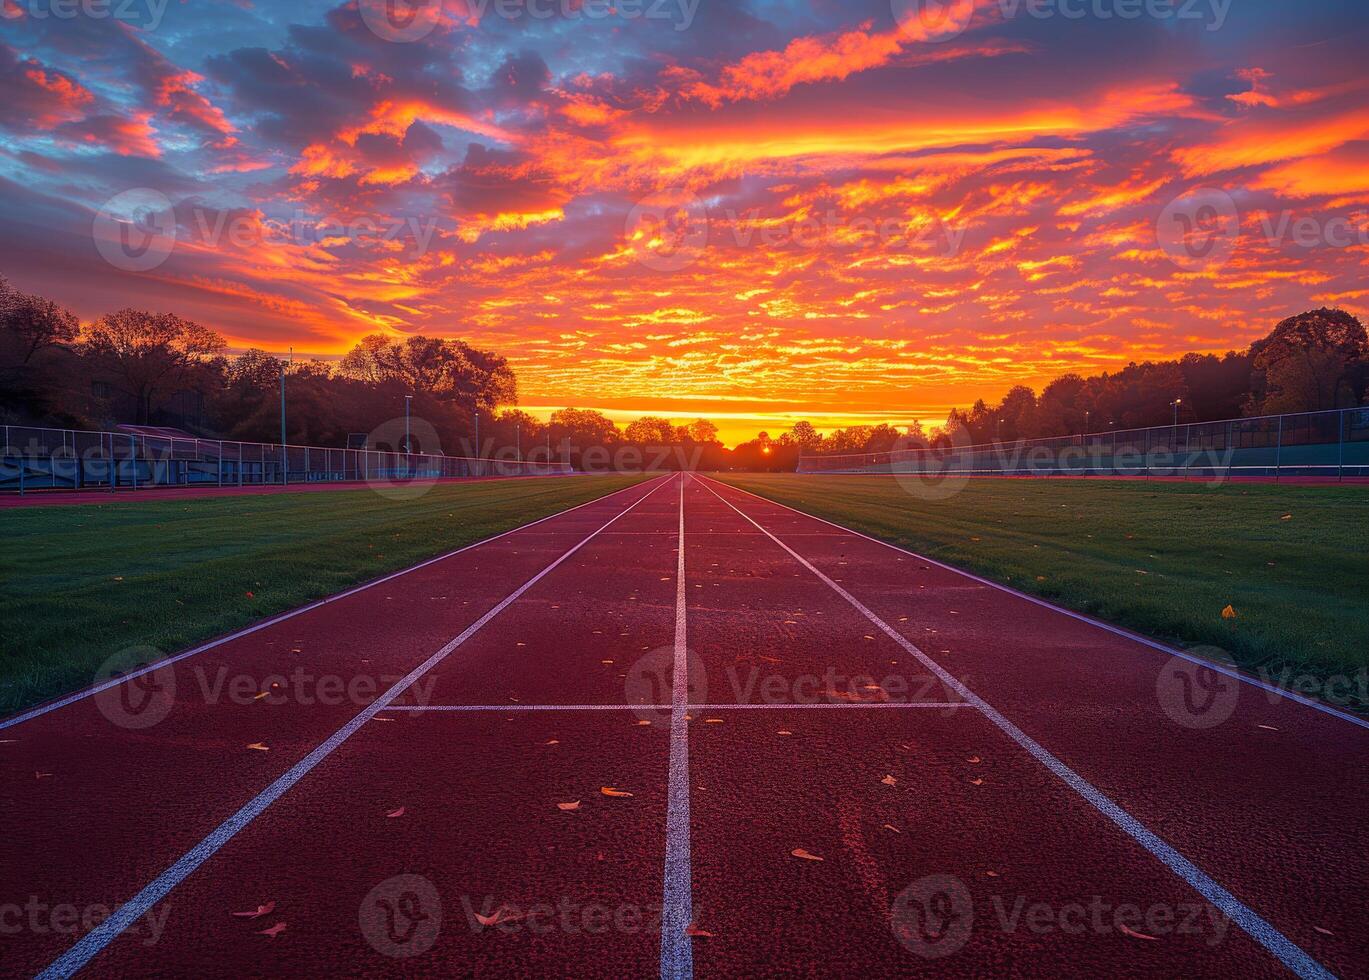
[1275,415,1283,483]
[131,435,138,490]
[1338,408,1346,483]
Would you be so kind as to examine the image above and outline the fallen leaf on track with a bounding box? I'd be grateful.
[969,777,984,786]
[1119,924,1159,941]
[636,720,652,726]
[777,730,793,736]
[1314,926,1334,936]
[880,775,897,787]
[705,718,724,724]
[386,807,406,818]
[246,743,269,752]
[791,849,824,862]
[1221,605,1238,620]
[258,922,287,938]
[882,824,901,834]
[252,691,270,701]
[557,801,581,811]
[1280,514,1293,521]
[967,756,981,764]
[35,772,53,779]
[232,902,276,919]
[600,787,634,798]
[475,907,524,927]
[1257,725,1280,732]
[685,923,714,937]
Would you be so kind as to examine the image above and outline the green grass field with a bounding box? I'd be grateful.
[715,474,1369,707]
[0,475,645,716]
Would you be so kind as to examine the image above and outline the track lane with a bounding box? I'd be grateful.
[2,476,665,976]
[44,475,681,977]
[702,475,1362,977]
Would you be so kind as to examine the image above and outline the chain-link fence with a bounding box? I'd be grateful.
[0,426,573,494]
[796,407,1369,480]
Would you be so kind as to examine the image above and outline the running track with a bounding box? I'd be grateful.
[1,473,1365,976]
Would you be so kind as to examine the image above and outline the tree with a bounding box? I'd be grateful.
[338,333,516,412]
[550,408,620,445]
[0,286,79,374]
[685,419,720,445]
[777,420,822,451]
[82,310,226,423]
[1247,308,1367,414]
[625,416,676,444]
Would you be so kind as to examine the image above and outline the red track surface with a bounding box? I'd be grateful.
[1,473,1364,977]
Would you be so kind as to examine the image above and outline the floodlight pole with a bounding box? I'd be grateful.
[279,361,287,486]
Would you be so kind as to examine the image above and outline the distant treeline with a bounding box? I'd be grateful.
[2,270,1365,471]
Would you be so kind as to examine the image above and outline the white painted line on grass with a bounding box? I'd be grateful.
[709,478,1369,732]
[37,475,672,980]
[1,477,657,733]
[699,478,1334,980]
[660,473,694,980]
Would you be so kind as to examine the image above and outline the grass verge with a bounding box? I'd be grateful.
[0,474,646,716]
[714,473,1369,709]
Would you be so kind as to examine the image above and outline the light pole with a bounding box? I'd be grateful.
[1084,409,1090,435]
[516,421,521,463]
[1171,398,1182,427]
[278,360,287,486]
[404,395,413,455]
[474,410,480,476]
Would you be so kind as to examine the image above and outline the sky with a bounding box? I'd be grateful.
[2,0,1367,444]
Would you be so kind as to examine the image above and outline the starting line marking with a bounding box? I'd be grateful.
[698,476,1335,980]
[379,702,975,714]
[37,476,674,980]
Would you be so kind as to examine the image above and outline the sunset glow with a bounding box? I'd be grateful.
[3,0,1367,443]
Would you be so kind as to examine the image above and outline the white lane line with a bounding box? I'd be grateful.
[37,476,672,980]
[1,477,658,732]
[381,702,974,713]
[659,473,694,980]
[712,479,1369,732]
[698,478,1334,980]
[385,704,672,713]
[688,702,973,710]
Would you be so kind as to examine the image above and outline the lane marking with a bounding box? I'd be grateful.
[699,478,1334,980]
[659,473,694,980]
[710,478,1369,731]
[1,477,656,732]
[37,476,672,979]
[686,702,972,710]
[382,702,973,714]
